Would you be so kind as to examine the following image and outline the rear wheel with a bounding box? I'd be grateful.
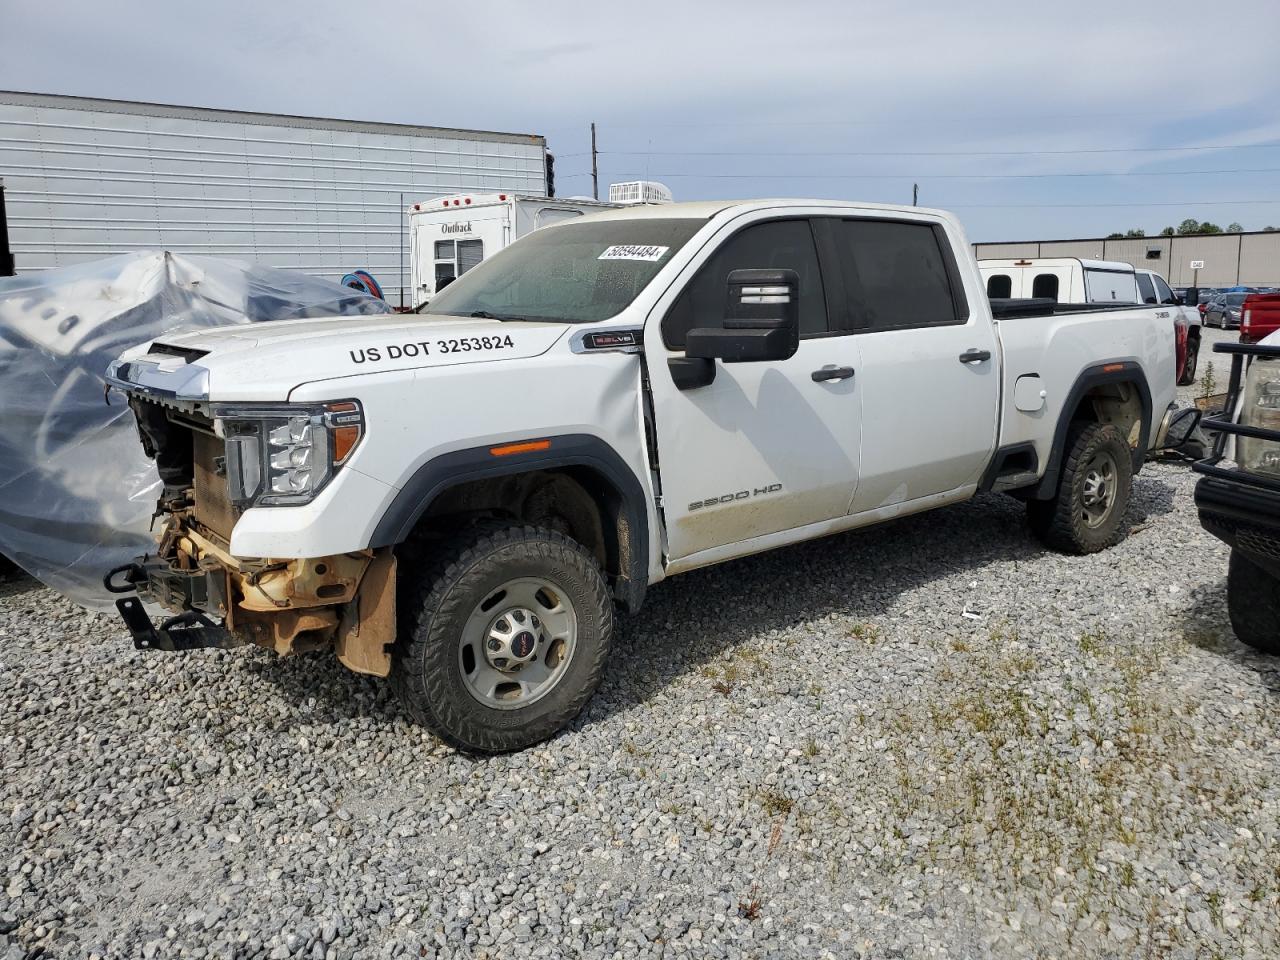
[1227,550,1280,655]
[392,523,612,753]
[1028,422,1133,554]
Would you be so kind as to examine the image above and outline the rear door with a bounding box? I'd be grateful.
[827,217,1000,515]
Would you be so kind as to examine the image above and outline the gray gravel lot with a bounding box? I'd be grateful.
[3,330,1278,960]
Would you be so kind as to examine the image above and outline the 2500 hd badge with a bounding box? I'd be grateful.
[350,334,515,364]
[689,483,783,511]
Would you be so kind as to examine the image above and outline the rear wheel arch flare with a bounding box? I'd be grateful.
[1035,362,1152,499]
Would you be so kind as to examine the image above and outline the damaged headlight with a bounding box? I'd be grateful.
[214,401,364,507]
[1238,359,1280,478]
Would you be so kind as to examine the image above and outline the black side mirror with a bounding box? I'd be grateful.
[685,269,800,363]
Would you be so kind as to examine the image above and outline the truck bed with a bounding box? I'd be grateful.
[990,298,1153,320]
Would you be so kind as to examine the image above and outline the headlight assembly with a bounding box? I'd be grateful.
[1238,360,1280,478]
[214,401,363,507]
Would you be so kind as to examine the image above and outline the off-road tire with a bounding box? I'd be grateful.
[391,522,612,753]
[1028,422,1133,554]
[1227,550,1280,655]
[1178,335,1200,386]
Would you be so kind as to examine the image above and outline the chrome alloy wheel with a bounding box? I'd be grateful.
[1080,450,1119,528]
[458,577,578,709]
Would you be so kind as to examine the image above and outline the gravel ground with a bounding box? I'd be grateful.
[3,335,1278,960]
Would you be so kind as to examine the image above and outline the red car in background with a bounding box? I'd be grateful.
[1241,293,1280,344]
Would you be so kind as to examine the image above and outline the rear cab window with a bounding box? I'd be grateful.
[987,274,1012,299]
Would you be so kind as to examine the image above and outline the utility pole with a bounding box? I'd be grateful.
[912,183,918,207]
[0,177,13,276]
[398,191,405,310]
[591,122,599,201]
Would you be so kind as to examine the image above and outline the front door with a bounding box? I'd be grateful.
[644,215,863,563]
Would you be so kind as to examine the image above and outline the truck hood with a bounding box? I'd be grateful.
[109,313,571,402]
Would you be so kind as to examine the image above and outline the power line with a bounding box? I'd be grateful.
[943,199,1280,208]
[598,142,1280,158]
[588,167,1280,182]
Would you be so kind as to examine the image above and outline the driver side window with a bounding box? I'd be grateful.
[662,219,828,349]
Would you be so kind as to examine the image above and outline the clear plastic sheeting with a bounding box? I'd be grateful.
[0,251,392,610]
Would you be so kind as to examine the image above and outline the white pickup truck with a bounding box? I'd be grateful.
[105,200,1192,752]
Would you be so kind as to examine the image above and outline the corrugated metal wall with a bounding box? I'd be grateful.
[975,231,1280,287]
[0,92,548,304]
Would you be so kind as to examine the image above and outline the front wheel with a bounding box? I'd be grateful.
[1028,422,1134,554]
[392,523,613,752]
[1227,550,1280,655]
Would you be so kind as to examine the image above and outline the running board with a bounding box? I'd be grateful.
[991,470,1040,493]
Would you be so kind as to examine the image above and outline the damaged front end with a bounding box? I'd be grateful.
[104,367,395,676]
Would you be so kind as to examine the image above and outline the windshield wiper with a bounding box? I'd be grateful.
[469,310,526,322]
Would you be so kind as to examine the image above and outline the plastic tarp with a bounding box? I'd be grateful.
[0,252,392,610]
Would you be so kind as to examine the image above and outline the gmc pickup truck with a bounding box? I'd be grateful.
[105,200,1192,752]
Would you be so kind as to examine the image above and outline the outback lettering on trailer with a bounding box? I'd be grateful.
[442,222,473,234]
[688,483,783,512]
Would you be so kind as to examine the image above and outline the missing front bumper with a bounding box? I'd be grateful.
[103,544,397,675]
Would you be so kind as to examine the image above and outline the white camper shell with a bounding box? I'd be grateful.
[408,193,619,307]
[979,257,1139,305]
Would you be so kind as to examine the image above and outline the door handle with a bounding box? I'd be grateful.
[958,348,991,363]
[811,365,855,382]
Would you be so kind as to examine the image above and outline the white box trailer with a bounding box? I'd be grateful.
[0,91,549,305]
[407,192,619,306]
[979,257,1140,304]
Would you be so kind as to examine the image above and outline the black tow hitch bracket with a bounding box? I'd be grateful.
[105,561,238,652]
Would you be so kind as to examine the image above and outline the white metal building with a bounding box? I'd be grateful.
[0,91,549,304]
[974,230,1280,287]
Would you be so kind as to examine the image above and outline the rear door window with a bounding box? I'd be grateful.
[830,220,966,330]
[987,273,1012,299]
[1136,273,1157,304]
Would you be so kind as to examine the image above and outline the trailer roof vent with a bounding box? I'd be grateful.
[608,181,674,205]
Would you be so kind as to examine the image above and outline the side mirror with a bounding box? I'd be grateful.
[685,269,800,363]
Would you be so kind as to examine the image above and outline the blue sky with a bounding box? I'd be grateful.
[3,0,1278,242]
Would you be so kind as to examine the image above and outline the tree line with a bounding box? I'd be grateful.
[1106,219,1279,239]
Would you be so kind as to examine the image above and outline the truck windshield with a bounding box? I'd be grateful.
[422,217,705,323]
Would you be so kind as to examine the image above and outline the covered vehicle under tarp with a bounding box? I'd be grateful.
[0,252,392,609]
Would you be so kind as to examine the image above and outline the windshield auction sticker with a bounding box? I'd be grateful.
[597,245,670,262]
